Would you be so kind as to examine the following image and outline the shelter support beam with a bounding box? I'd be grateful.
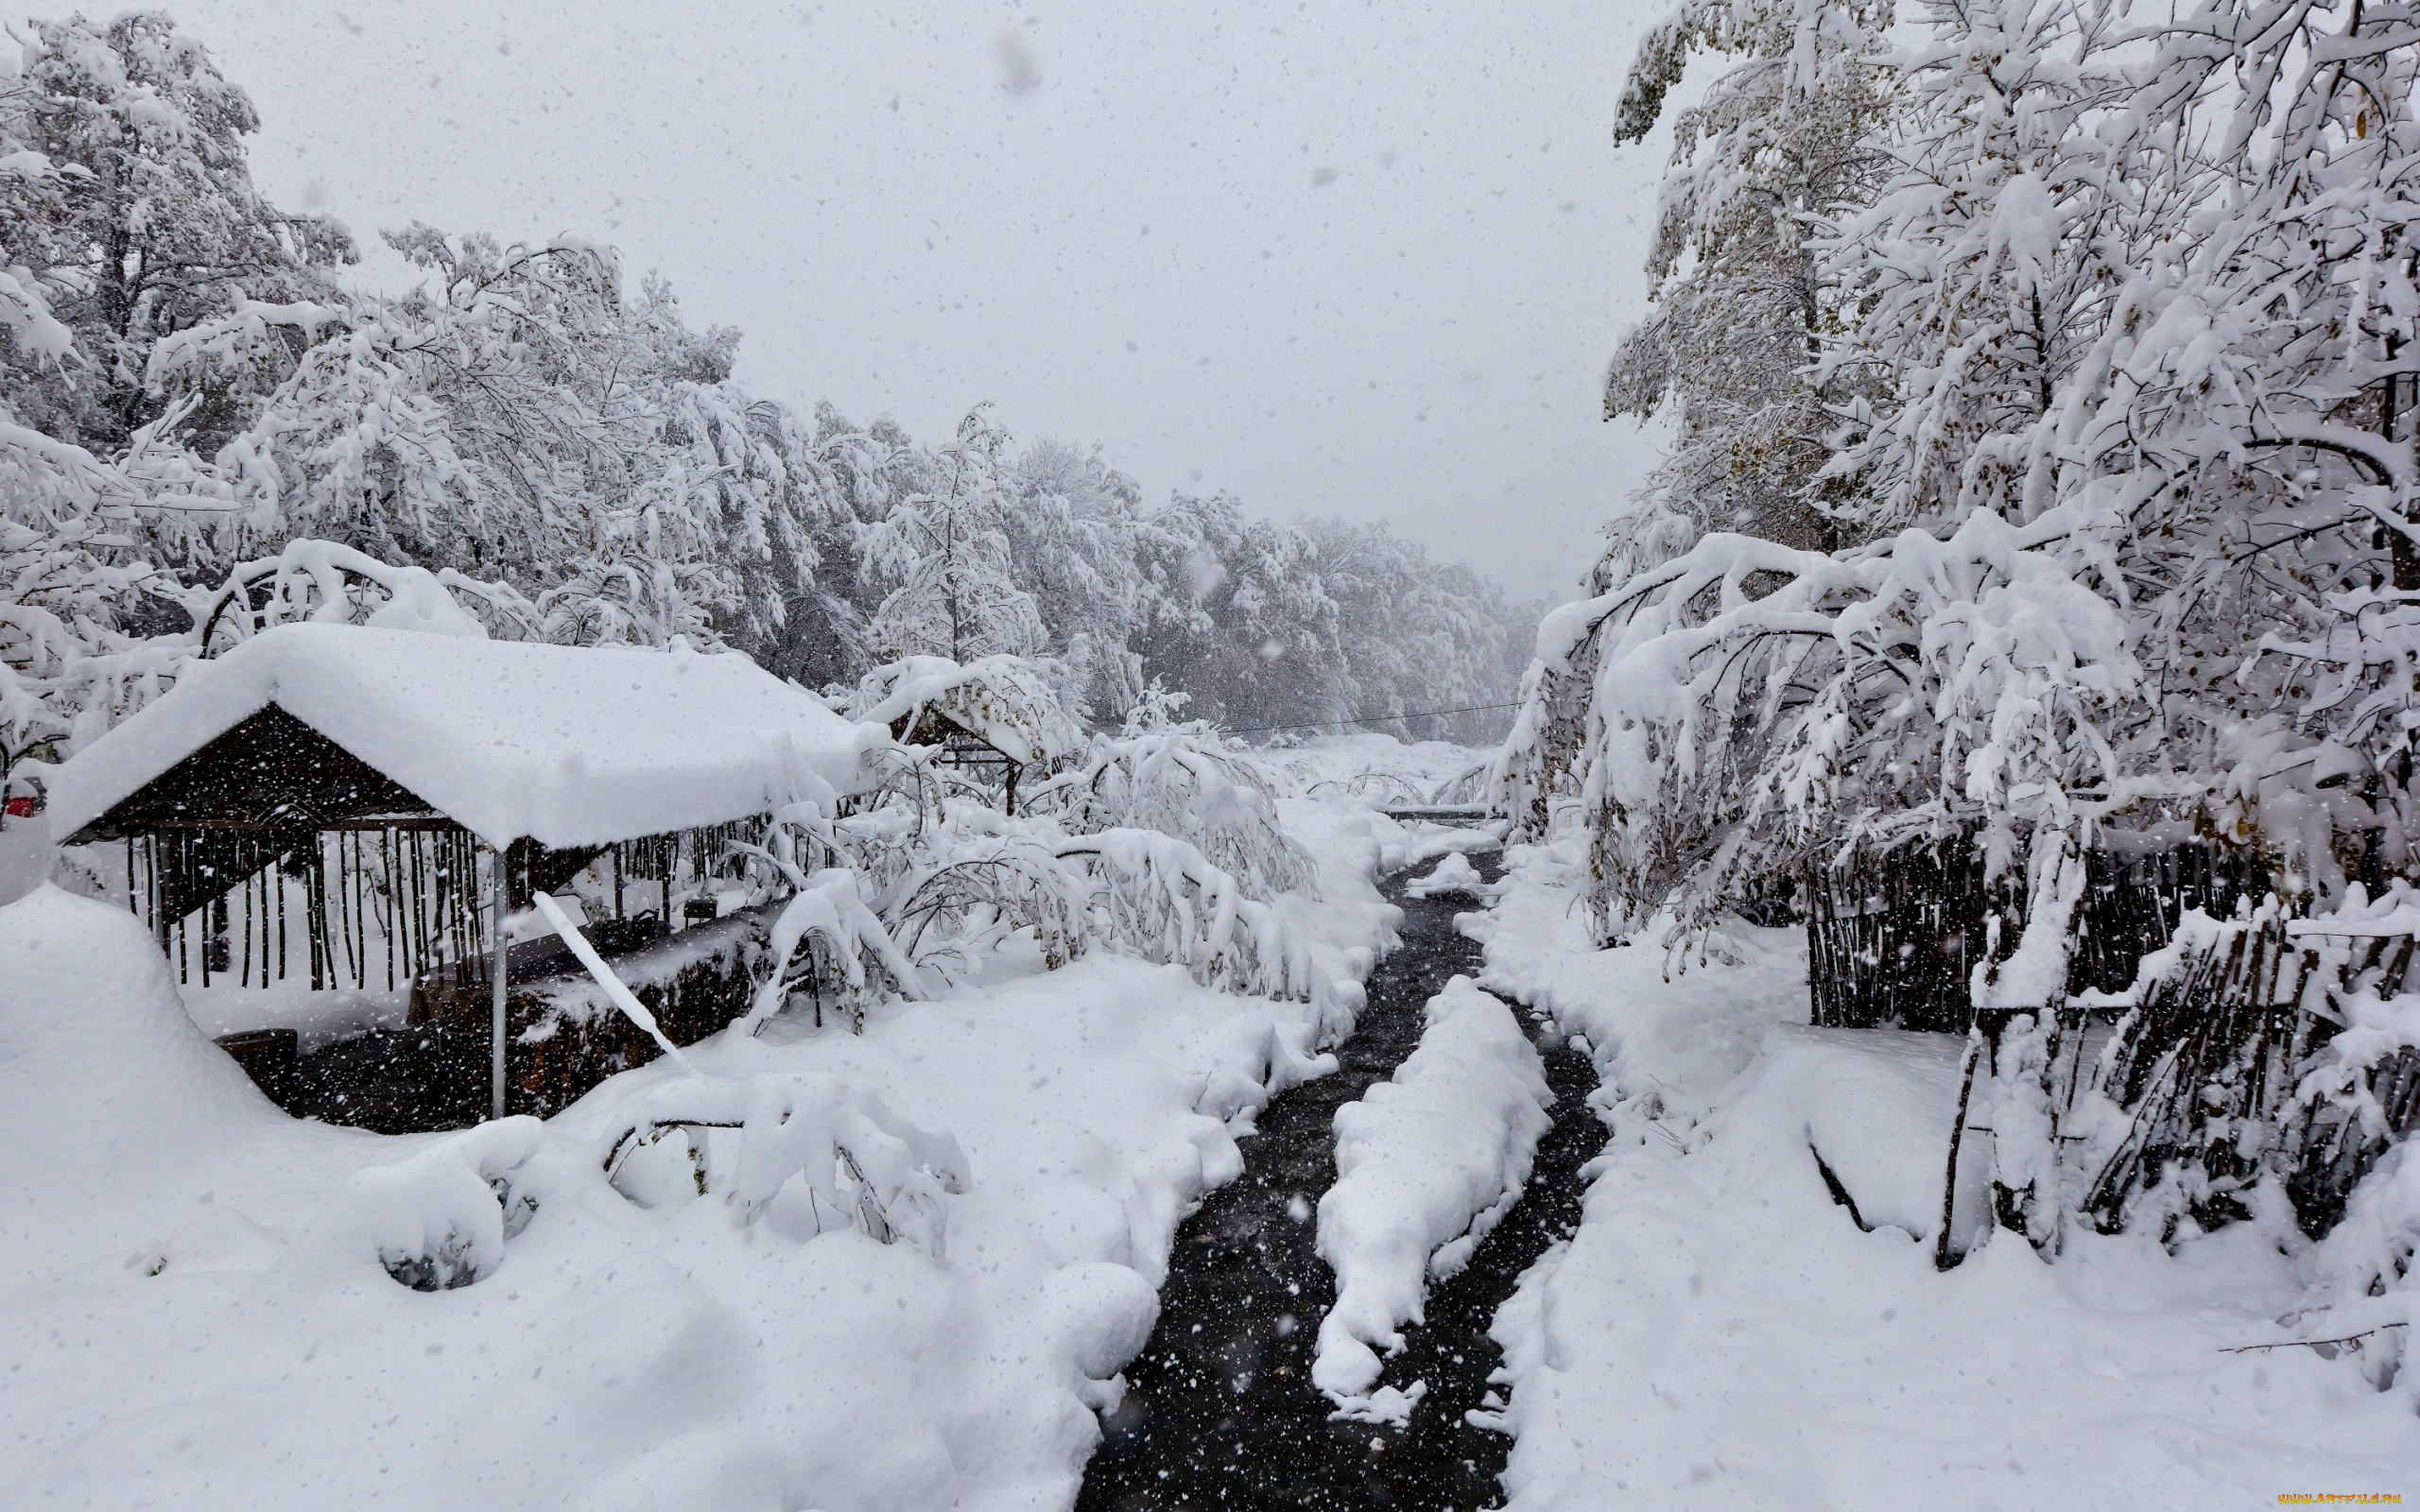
[491,849,510,1122]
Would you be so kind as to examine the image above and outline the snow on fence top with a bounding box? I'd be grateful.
[47,623,877,850]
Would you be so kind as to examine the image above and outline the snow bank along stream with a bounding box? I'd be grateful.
[1463,838,2416,1509]
[1075,849,1611,1511]
[1313,973,1552,1418]
[0,812,1391,1512]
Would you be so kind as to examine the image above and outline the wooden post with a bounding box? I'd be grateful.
[491,846,510,1122]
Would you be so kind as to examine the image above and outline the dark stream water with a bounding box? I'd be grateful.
[1075,852,1608,1512]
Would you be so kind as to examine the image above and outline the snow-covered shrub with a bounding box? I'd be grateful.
[730,715,1340,1033]
[2300,1143,2420,1398]
[1038,726,1317,901]
[600,1073,969,1259]
[1499,516,2144,943]
[1429,761,1493,808]
[1055,826,1329,1007]
[320,1116,553,1291]
[885,826,1087,974]
[738,868,925,1035]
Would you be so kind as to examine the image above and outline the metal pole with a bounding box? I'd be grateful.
[491,845,510,1122]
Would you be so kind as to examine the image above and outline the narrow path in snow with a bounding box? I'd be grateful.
[1074,853,1607,1511]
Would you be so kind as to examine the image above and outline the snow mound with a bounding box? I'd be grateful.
[1312,974,1550,1406]
[0,885,303,1275]
[0,885,276,1162]
[1737,1025,1984,1245]
[1406,850,1490,900]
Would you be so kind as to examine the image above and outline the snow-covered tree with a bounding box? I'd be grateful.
[1005,438,1150,721]
[0,13,1536,773]
[1599,0,1896,573]
[1814,0,2163,535]
[1,12,354,456]
[1521,0,2420,933]
[1130,490,1350,732]
[0,417,177,792]
[153,228,841,651]
[1305,519,1530,745]
[859,406,1046,664]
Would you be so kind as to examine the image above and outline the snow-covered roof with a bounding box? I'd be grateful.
[48,624,878,850]
[849,655,1082,767]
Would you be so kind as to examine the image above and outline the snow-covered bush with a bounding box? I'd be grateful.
[1038,724,1317,901]
[2300,1142,2420,1399]
[1499,513,2144,943]
[884,826,1088,975]
[1055,826,1329,1006]
[731,733,1336,1033]
[740,868,926,1035]
[601,1073,970,1258]
[318,1116,553,1291]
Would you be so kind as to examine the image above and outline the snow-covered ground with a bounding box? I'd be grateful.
[1467,837,2416,1509]
[1313,971,1549,1424]
[0,767,1406,1512]
[23,730,2397,1512]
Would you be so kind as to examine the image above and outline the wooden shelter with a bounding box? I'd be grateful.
[852,655,1080,815]
[47,622,870,1125]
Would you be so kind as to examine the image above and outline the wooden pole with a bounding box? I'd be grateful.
[1935,1031,1982,1272]
[491,845,510,1122]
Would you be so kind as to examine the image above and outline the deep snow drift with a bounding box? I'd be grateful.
[0,778,1400,1512]
[1466,838,2415,1509]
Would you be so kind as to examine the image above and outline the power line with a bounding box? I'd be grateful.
[1218,700,1524,737]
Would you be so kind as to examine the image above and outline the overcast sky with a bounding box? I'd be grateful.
[182,0,1677,598]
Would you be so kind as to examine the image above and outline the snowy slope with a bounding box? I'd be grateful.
[0,802,1401,1512]
[1466,838,2416,1509]
[1313,973,1550,1419]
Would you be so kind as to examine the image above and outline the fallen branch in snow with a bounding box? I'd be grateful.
[2219,1323,2409,1355]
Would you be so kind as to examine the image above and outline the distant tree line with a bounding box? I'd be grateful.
[0,11,1536,782]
